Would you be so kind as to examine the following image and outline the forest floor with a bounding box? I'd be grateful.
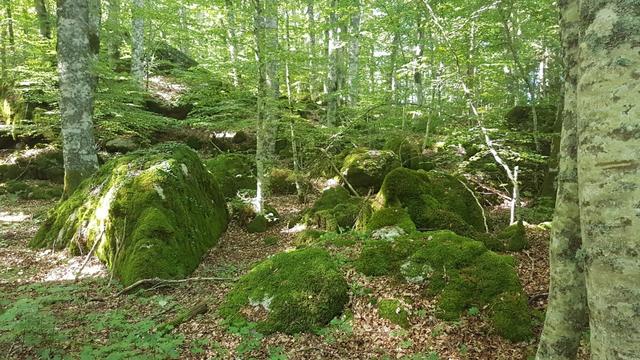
[0,187,590,360]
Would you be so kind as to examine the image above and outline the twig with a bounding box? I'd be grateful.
[159,301,208,333]
[116,276,237,296]
[456,177,489,233]
[74,228,106,281]
[528,292,548,305]
[320,148,360,197]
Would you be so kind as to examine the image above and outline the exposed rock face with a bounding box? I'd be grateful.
[31,143,228,285]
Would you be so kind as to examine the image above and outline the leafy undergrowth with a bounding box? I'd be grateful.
[0,192,590,359]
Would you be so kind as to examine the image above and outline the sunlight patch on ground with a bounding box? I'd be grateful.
[281,223,306,234]
[43,253,107,282]
[0,212,30,223]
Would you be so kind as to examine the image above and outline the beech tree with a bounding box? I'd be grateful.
[57,0,99,196]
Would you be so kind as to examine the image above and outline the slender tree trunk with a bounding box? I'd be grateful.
[1,14,6,77]
[284,10,292,104]
[306,0,317,99]
[466,20,477,117]
[57,0,100,197]
[415,14,425,107]
[224,0,240,86]
[346,0,361,105]
[105,0,122,61]
[389,30,400,104]
[4,0,15,67]
[178,4,189,55]
[253,0,279,213]
[325,0,339,125]
[34,0,51,39]
[131,0,145,86]
[575,0,640,357]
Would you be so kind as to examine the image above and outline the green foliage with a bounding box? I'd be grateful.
[219,247,349,334]
[270,167,298,195]
[263,235,279,246]
[315,315,354,345]
[32,143,229,286]
[204,153,256,198]
[378,299,411,328]
[0,180,62,200]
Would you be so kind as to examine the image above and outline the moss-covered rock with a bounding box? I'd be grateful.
[497,220,528,251]
[204,153,256,198]
[31,143,229,286]
[305,187,363,232]
[341,148,400,193]
[376,168,485,234]
[366,207,416,233]
[0,145,64,183]
[270,167,297,195]
[0,180,62,200]
[355,231,532,341]
[219,247,349,334]
[378,298,411,328]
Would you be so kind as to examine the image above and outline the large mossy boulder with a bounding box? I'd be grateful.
[219,247,349,334]
[376,168,485,235]
[31,143,229,286]
[0,145,64,183]
[204,153,256,198]
[305,187,363,232]
[341,148,400,193]
[355,231,532,341]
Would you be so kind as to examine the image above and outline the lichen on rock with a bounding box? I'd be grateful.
[31,143,229,286]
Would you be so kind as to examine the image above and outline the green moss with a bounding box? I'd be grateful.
[263,236,279,246]
[341,148,400,192]
[295,229,325,246]
[219,247,349,334]
[247,215,268,233]
[377,168,485,233]
[378,299,410,328]
[306,188,363,232]
[354,231,532,341]
[0,180,62,200]
[270,168,297,195]
[204,153,256,198]
[497,221,528,252]
[489,292,533,341]
[366,207,416,233]
[0,146,64,183]
[31,143,229,286]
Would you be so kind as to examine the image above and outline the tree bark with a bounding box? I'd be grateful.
[224,0,240,86]
[325,0,339,125]
[253,0,279,213]
[57,0,100,196]
[576,0,640,357]
[346,0,361,105]
[536,2,589,356]
[131,0,145,86]
[34,0,51,39]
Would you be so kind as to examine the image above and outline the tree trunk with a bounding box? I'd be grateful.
[305,0,317,99]
[34,0,51,39]
[224,0,240,86]
[105,0,122,61]
[131,0,145,86]
[415,14,425,107]
[57,0,100,197]
[253,0,279,213]
[346,0,361,105]
[389,30,400,104]
[325,0,338,126]
[576,0,640,357]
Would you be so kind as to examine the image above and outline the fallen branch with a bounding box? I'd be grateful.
[159,301,208,333]
[529,292,548,305]
[116,276,237,297]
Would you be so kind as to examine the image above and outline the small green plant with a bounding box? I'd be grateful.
[268,346,288,360]
[467,306,480,317]
[316,315,353,344]
[263,235,279,246]
[228,322,264,356]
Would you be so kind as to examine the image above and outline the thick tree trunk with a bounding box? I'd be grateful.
[131,0,145,86]
[57,0,100,196]
[253,0,279,213]
[105,0,122,61]
[34,0,51,39]
[576,0,640,357]
[536,2,588,358]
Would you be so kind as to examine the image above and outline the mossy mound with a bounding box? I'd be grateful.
[219,247,349,334]
[383,135,433,170]
[0,145,64,183]
[341,148,400,193]
[378,298,411,328]
[204,153,256,198]
[31,143,229,286]
[377,168,485,234]
[366,207,416,234]
[355,231,532,341]
[270,168,297,195]
[0,180,62,200]
[497,220,528,251]
[305,187,363,232]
